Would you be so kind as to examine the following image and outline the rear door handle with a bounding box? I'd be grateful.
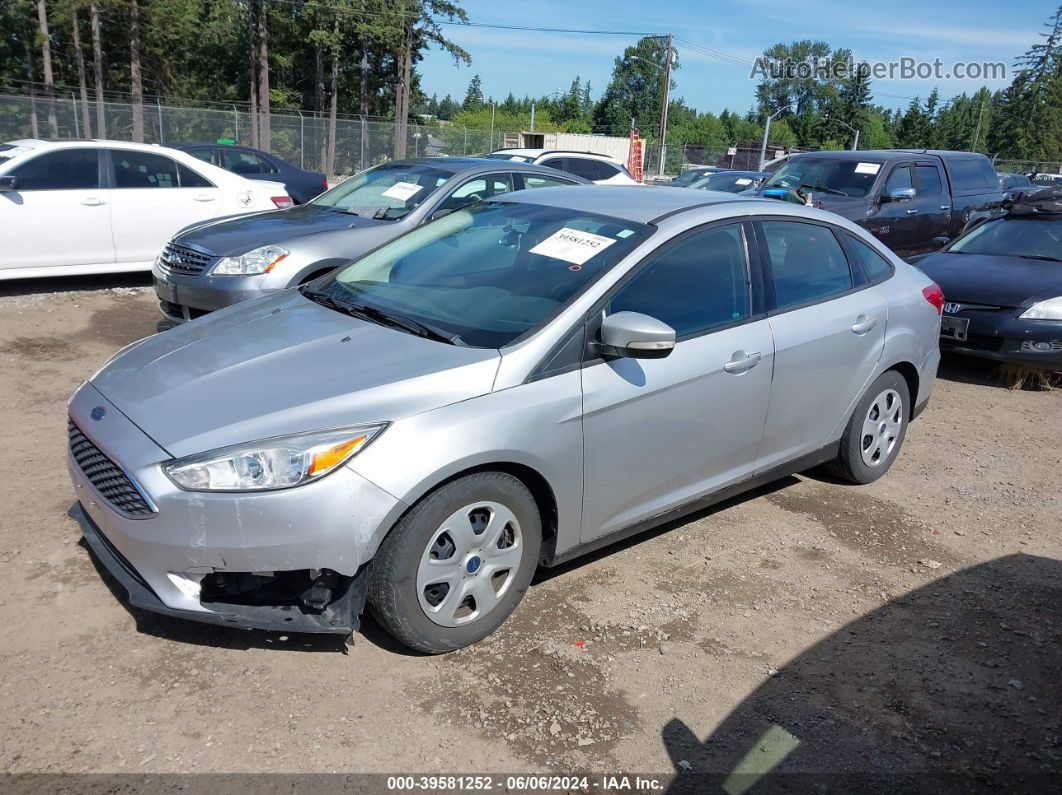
[851,315,877,334]
[723,350,761,374]
[940,205,950,211]
[80,198,106,206]
[193,194,216,202]
[906,208,918,214]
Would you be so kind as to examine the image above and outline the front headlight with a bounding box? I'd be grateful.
[163,425,386,492]
[213,245,290,275]
[1019,296,1062,320]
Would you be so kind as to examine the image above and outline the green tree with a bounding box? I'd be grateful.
[593,35,676,136]
[462,72,483,111]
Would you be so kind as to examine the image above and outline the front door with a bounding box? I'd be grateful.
[580,222,774,541]
[1,147,114,271]
[754,219,887,472]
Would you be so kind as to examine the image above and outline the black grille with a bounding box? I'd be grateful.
[943,334,1005,352]
[159,242,213,275]
[68,419,155,517]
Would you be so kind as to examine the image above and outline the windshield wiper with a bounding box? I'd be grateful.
[1015,254,1062,263]
[300,285,350,312]
[799,182,847,197]
[342,301,465,346]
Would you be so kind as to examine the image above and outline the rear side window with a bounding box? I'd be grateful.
[221,149,279,175]
[846,235,894,284]
[761,221,852,310]
[610,223,750,336]
[111,150,180,188]
[177,163,214,188]
[562,158,603,181]
[915,165,944,196]
[188,149,218,166]
[522,174,576,189]
[9,149,99,190]
[948,157,998,191]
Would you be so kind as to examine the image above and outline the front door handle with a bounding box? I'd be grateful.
[906,208,918,214]
[940,205,950,211]
[723,350,761,374]
[193,194,216,202]
[80,197,106,206]
[851,315,878,334]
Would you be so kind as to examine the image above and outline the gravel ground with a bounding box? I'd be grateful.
[0,277,1058,788]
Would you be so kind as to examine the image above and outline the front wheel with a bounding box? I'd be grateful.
[368,472,542,654]
[828,370,910,484]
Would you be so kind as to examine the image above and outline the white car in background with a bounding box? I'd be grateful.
[0,139,292,280]
[486,148,640,185]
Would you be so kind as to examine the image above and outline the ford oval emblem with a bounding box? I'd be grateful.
[90,406,106,421]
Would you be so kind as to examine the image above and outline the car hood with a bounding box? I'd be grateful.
[916,252,1062,307]
[90,290,501,459]
[174,204,392,257]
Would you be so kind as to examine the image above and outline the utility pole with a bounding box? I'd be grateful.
[656,33,673,178]
[971,100,986,152]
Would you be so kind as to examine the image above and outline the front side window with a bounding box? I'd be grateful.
[885,165,913,194]
[310,162,451,220]
[111,150,181,188]
[762,221,852,309]
[315,202,650,348]
[9,149,99,190]
[437,174,514,212]
[610,223,750,337]
[188,149,218,165]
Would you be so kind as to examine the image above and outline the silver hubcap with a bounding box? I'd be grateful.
[416,501,523,627]
[861,388,903,467]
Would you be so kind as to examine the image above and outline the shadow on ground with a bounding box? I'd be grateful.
[661,553,1061,793]
[0,272,151,298]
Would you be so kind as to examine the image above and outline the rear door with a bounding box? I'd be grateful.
[580,221,775,540]
[1,147,114,271]
[754,218,886,472]
[912,161,950,250]
[106,149,222,264]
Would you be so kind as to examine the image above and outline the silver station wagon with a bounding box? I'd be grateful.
[68,186,942,653]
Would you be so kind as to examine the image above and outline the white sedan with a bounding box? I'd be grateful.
[0,139,292,280]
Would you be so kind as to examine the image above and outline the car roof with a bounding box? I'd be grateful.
[491,184,766,223]
[492,148,621,163]
[385,157,586,177]
[791,149,990,162]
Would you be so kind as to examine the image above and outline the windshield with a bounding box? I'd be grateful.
[310,163,451,220]
[314,202,650,348]
[674,169,705,182]
[949,218,1062,259]
[692,173,760,192]
[763,157,883,198]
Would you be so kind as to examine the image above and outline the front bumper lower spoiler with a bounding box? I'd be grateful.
[77,505,368,635]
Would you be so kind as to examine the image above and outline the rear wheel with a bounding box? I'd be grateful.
[828,370,910,484]
[368,472,541,654]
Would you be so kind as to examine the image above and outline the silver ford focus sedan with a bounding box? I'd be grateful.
[68,186,942,653]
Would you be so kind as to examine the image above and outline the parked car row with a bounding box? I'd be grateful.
[54,140,945,652]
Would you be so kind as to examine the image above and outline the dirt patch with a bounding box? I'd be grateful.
[2,336,80,361]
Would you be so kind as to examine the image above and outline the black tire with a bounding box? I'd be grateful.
[368,472,542,654]
[828,370,911,485]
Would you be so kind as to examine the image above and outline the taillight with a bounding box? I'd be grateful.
[922,283,944,315]
[272,196,293,209]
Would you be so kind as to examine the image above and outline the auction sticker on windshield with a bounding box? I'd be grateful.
[530,227,616,265]
[381,181,423,201]
[855,162,882,175]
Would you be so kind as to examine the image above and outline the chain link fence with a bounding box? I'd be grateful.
[0,93,515,177]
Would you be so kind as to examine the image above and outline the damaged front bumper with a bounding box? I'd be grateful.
[67,382,406,635]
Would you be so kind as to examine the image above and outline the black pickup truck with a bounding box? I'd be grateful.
[754,150,1005,257]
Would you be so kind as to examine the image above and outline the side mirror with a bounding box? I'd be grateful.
[0,175,18,192]
[881,187,916,203]
[600,311,676,359]
[929,235,950,250]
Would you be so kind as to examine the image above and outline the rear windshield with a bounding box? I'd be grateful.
[317,201,650,348]
[763,157,883,198]
[311,163,451,220]
[946,157,999,192]
[949,217,1062,260]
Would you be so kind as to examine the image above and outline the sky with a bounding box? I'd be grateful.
[418,0,1054,115]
